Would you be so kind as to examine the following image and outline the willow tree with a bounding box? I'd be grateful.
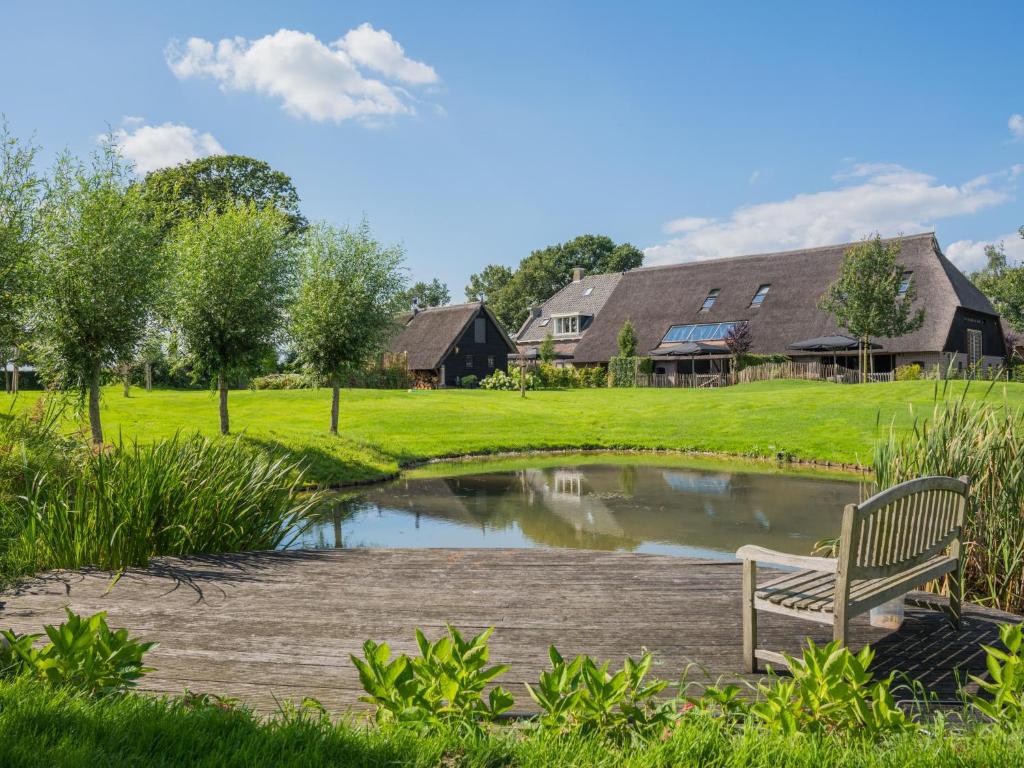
[290,222,405,434]
[34,146,162,443]
[818,235,924,381]
[168,203,295,434]
[0,120,41,392]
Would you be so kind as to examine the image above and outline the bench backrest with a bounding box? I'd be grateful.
[839,475,969,580]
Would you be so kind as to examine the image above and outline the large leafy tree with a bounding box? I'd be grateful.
[139,154,306,235]
[396,278,450,309]
[818,235,925,381]
[971,235,1024,333]
[34,146,163,443]
[168,203,295,435]
[0,119,41,386]
[471,235,643,333]
[465,264,513,303]
[291,222,405,434]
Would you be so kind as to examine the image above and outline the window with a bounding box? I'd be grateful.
[474,317,486,343]
[487,355,495,369]
[967,329,983,366]
[662,321,739,343]
[700,288,720,312]
[898,271,913,297]
[583,287,594,296]
[749,284,770,307]
[538,318,550,327]
[466,354,474,368]
[554,315,580,335]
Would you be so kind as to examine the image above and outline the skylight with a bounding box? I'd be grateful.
[898,271,913,297]
[583,287,594,296]
[538,318,550,326]
[749,284,771,307]
[700,288,720,311]
[662,321,739,344]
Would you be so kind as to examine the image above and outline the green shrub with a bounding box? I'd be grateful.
[577,365,608,388]
[608,356,638,387]
[251,373,313,390]
[351,624,513,733]
[896,364,922,381]
[12,434,321,572]
[1,609,154,696]
[459,375,478,388]
[736,353,790,371]
[526,646,673,743]
[749,640,915,737]
[968,623,1024,727]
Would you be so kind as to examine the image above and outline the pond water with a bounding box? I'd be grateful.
[294,459,862,561]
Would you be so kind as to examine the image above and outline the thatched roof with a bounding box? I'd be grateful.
[571,233,995,363]
[388,302,515,371]
[517,273,623,343]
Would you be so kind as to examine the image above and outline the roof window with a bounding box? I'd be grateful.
[898,271,913,297]
[700,289,720,312]
[662,321,739,343]
[749,284,771,307]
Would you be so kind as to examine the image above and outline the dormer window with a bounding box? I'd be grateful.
[554,315,580,336]
[898,271,913,297]
[700,289,720,312]
[749,284,771,307]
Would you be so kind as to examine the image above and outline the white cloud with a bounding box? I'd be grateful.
[1010,114,1024,141]
[645,162,1018,266]
[165,26,439,123]
[337,23,438,85]
[109,120,225,174]
[947,232,1024,273]
[663,216,713,234]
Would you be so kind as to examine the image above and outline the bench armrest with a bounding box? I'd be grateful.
[735,545,838,572]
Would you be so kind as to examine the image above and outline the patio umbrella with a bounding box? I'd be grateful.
[787,335,881,375]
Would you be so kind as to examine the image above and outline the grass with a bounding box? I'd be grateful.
[1,679,1023,768]
[2,380,1021,487]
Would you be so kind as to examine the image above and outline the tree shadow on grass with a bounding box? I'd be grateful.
[238,435,397,489]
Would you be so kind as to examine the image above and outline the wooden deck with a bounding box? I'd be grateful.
[0,548,1014,712]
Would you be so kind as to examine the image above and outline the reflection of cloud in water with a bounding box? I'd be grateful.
[662,470,731,494]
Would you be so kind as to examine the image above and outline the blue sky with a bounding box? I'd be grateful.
[2,1,1022,296]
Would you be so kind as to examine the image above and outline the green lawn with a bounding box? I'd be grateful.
[3,379,1022,486]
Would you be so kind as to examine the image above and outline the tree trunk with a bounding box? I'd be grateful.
[145,362,153,391]
[88,362,103,445]
[123,370,130,397]
[330,375,340,434]
[218,370,229,435]
[12,362,19,394]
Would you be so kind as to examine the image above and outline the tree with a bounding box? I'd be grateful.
[34,146,162,443]
[539,332,555,364]
[473,235,644,332]
[971,238,1024,333]
[465,264,513,303]
[0,119,41,392]
[818,235,924,382]
[168,203,295,435]
[139,155,306,236]
[724,321,752,384]
[617,319,638,358]
[397,278,450,309]
[291,222,405,434]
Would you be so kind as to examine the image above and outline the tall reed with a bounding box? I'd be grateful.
[873,386,1024,613]
[15,434,321,572]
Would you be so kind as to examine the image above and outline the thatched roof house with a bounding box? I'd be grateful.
[388,302,517,387]
[516,233,1006,375]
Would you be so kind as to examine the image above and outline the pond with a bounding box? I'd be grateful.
[294,456,863,561]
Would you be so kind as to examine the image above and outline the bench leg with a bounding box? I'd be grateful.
[742,559,757,673]
[947,569,962,630]
[832,615,847,647]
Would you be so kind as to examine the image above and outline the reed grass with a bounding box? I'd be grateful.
[5,433,321,577]
[874,382,1024,613]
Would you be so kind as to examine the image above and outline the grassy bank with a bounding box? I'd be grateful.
[2,380,1021,487]
[0,679,1022,768]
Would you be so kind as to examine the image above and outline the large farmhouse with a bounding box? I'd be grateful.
[389,301,517,387]
[515,233,1006,378]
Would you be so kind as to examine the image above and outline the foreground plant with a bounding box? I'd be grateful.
[352,624,513,732]
[1,608,154,695]
[969,623,1024,727]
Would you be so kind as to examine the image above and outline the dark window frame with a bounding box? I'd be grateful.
[749,284,771,307]
[700,288,720,312]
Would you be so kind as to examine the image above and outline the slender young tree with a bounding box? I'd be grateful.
[617,319,638,357]
[290,221,405,434]
[818,235,924,382]
[168,202,295,435]
[34,146,162,443]
[538,332,556,364]
[0,119,42,390]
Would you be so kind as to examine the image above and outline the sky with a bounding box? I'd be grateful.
[2,1,1022,298]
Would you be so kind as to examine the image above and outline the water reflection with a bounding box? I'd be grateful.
[294,464,860,560]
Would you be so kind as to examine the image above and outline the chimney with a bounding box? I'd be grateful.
[572,267,584,283]
[531,305,542,319]
[411,297,421,315]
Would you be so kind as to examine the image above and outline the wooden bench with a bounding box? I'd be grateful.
[736,475,969,672]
